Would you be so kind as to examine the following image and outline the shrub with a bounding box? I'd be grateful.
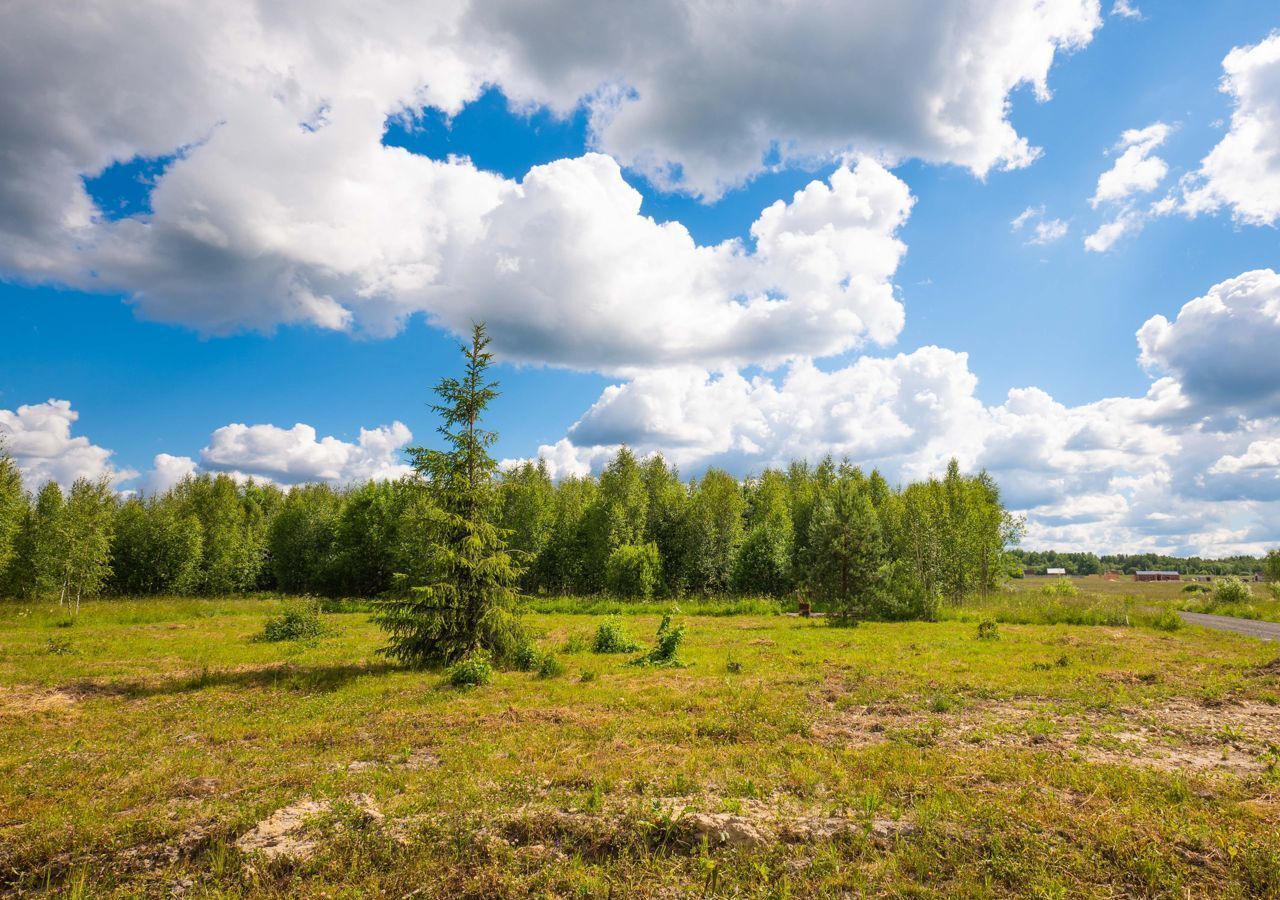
[605,542,661,599]
[1153,609,1183,632]
[976,619,1000,641]
[593,617,642,654]
[1212,577,1252,606]
[630,610,686,667]
[257,600,326,643]
[537,654,565,678]
[1040,579,1078,598]
[1182,583,1209,594]
[447,652,493,687]
[512,643,541,672]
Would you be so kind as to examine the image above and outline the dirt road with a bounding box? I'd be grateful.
[1179,611,1280,642]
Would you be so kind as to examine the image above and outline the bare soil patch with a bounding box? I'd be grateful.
[813,692,1280,775]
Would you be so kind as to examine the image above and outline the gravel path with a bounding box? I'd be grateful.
[1179,611,1280,642]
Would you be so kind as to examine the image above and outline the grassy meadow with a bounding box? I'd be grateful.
[2,594,1280,898]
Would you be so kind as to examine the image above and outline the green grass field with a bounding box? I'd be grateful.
[2,596,1280,897]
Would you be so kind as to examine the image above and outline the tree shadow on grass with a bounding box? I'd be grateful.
[58,661,401,699]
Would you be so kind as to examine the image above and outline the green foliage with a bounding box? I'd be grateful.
[1213,576,1252,606]
[976,619,1000,640]
[375,324,526,667]
[536,654,565,678]
[605,541,661,599]
[446,651,493,687]
[0,443,25,584]
[630,610,686,667]
[110,498,203,595]
[512,642,542,672]
[268,483,343,594]
[1265,549,1280,584]
[1153,609,1184,632]
[592,616,642,653]
[59,477,117,613]
[257,600,327,642]
[680,468,745,594]
[175,474,271,594]
[1041,578,1079,598]
[806,477,885,622]
[1183,583,1209,594]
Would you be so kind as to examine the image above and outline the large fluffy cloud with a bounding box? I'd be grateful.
[1137,269,1280,413]
[0,400,135,491]
[1182,32,1280,225]
[0,0,1099,345]
[472,0,1101,196]
[198,421,414,484]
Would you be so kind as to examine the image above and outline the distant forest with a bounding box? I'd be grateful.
[1011,549,1263,577]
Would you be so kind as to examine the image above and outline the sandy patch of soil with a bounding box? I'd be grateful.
[235,794,382,863]
[812,689,1280,775]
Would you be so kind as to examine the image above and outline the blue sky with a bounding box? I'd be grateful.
[2,1,1279,554]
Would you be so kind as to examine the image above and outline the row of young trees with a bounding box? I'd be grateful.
[0,449,1021,620]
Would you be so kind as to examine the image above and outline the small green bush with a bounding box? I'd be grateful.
[630,610,686,667]
[537,654,565,678]
[512,643,541,672]
[257,600,326,643]
[976,619,1000,641]
[593,617,642,654]
[1213,577,1252,605]
[447,652,493,687]
[1040,579,1078,598]
[1183,583,1209,594]
[1153,609,1184,632]
[562,633,589,654]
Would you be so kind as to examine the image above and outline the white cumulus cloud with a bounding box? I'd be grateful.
[0,0,1101,342]
[1182,32,1280,225]
[0,400,136,491]
[1091,123,1170,207]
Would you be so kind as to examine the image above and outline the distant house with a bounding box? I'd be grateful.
[1135,570,1179,582]
[1046,567,1067,576]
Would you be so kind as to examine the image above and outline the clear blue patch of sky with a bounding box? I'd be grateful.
[82,154,176,220]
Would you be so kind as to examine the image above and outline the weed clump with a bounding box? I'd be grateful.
[1041,579,1079,598]
[630,610,687,667]
[562,633,589,654]
[447,652,493,687]
[1153,609,1184,632]
[256,600,327,643]
[976,619,1000,641]
[44,636,76,655]
[512,642,542,672]
[537,654,565,678]
[593,617,642,654]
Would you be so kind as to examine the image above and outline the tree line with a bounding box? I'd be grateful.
[1010,549,1265,577]
[0,449,1020,620]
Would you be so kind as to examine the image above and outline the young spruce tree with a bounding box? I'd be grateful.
[375,323,525,666]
